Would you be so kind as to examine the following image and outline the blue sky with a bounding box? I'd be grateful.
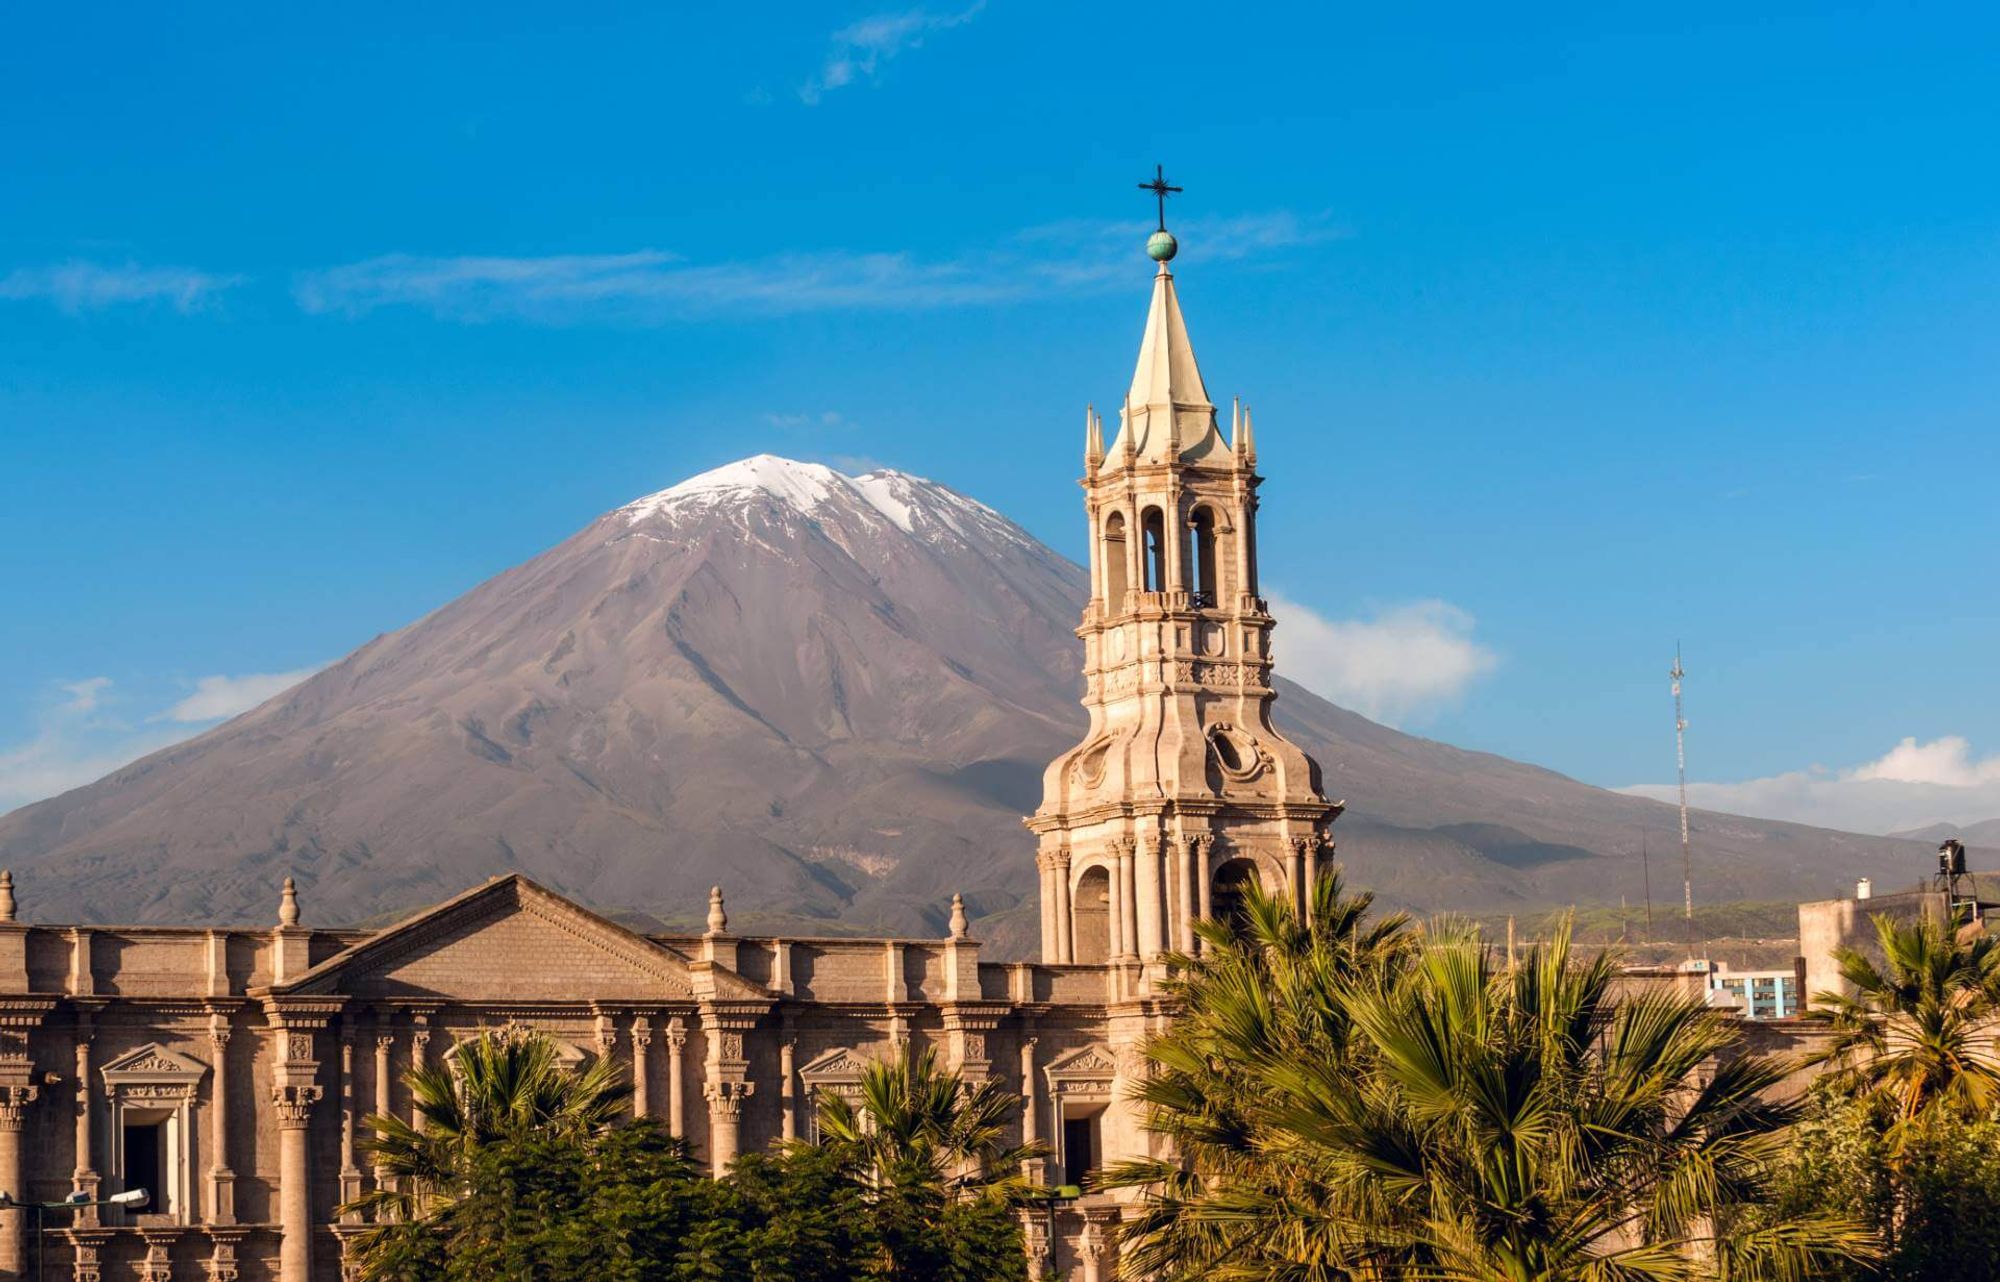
[4,2,1998,832]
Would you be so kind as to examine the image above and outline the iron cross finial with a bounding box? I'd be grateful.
[1138,164,1182,232]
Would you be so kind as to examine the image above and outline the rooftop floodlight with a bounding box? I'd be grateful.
[107,1189,149,1207]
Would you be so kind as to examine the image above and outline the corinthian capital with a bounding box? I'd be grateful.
[272,1083,324,1128]
[0,1082,38,1130]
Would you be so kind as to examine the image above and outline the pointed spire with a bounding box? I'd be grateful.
[1085,405,1104,474]
[279,876,301,927]
[1104,246,1226,467]
[1230,396,1242,452]
[0,871,17,924]
[706,885,728,934]
[948,893,970,940]
[1240,405,1257,466]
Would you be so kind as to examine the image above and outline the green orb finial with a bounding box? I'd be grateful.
[1147,230,1178,263]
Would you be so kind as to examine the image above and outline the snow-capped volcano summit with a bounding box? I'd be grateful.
[617,454,1036,550]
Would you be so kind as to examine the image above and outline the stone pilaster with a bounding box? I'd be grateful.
[69,1007,102,1224]
[337,1029,362,1221]
[139,1227,181,1282]
[61,1227,112,1282]
[203,1225,249,1282]
[205,1009,237,1224]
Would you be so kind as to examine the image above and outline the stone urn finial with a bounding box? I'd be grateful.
[706,885,727,934]
[0,870,16,924]
[948,893,969,940]
[279,876,301,927]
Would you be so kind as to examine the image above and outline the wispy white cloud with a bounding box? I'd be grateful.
[1619,736,2000,836]
[1266,595,1499,726]
[0,260,242,313]
[59,677,113,713]
[799,3,984,105]
[764,410,846,429]
[292,212,1344,324]
[0,667,321,816]
[164,668,320,723]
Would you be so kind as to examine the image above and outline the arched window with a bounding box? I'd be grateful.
[1141,508,1167,592]
[1212,859,1260,937]
[1072,866,1112,965]
[1188,506,1219,606]
[1102,512,1129,606]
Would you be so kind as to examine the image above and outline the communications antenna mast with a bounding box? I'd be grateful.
[1640,834,1654,937]
[1671,646,1694,957]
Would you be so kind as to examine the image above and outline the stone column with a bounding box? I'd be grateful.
[665,1019,687,1139]
[699,1005,759,1176]
[1048,849,1074,964]
[371,1028,394,1199]
[274,1077,322,1282]
[207,1011,236,1224]
[1018,1035,1043,1184]
[407,1020,431,1128]
[268,1016,327,1282]
[631,1017,653,1119]
[1037,856,1057,962]
[1140,832,1167,957]
[1192,835,1214,950]
[1115,839,1139,962]
[0,1081,37,1276]
[778,1038,796,1142]
[1287,838,1310,917]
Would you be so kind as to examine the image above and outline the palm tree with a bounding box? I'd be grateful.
[813,1043,1041,1191]
[1811,906,2000,1128]
[344,1027,630,1268]
[811,1044,1041,1282]
[1108,876,1878,1281]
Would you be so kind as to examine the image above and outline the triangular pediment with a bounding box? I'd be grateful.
[798,1046,880,1083]
[271,876,766,1003]
[100,1042,208,1085]
[1044,1043,1118,1080]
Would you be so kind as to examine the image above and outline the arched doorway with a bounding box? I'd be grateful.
[1072,866,1112,964]
[1212,858,1260,937]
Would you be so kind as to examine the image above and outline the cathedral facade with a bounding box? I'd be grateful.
[0,232,1343,1282]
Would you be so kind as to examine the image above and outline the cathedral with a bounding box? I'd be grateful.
[0,224,1343,1282]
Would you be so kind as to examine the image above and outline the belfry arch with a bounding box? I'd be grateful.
[1101,511,1128,606]
[1212,858,1260,935]
[1071,865,1111,965]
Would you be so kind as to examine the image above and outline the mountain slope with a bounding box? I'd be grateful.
[0,456,1929,951]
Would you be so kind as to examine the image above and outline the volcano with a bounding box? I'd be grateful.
[0,455,1920,953]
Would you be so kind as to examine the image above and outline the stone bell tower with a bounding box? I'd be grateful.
[1028,214,1342,985]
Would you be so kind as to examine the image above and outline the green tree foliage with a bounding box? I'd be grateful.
[1105,871,1879,1282]
[1760,1091,2000,1282]
[344,1030,1033,1282]
[812,1044,1038,1282]
[1811,906,2000,1128]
